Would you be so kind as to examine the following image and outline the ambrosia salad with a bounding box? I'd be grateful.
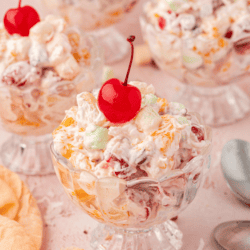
[0,14,102,136]
[141,0,250,86]
[53,81,209,179]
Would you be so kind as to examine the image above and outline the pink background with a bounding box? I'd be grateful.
[0,0,250,249]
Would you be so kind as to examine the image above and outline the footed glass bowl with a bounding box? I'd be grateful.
[50,119,212,250]
[140,5,250,127]
[0,29,103,175]
[42,0,139,64]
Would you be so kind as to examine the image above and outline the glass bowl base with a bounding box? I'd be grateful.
[90,27,129,64]
[0,134,55,175]
[175,84,250,127]
[90,220,183,250]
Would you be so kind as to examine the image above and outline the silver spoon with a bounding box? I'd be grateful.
[221,139,250,205]
[212,220,250,250]
[211,139,250,249]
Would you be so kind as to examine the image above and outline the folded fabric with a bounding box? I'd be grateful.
[0,165,43,249]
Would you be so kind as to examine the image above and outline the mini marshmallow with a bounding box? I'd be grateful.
[41,69,61,88]
[182,49,203,70]
[179,14,196,30]
[45,15,67,33]
[29,21,54,43]
[129,81,155,95]
[102,66,114,83]
[55,54,80,80]
[169,102,186,115]
[199,2,213,17]
[5,37,31,65]
[166,0,182,12]
[134,43,152,66]
[141,93,158,108]
[135,106,162,133]
[76,92,106,128]
[84,125,109,150]
[177,116,190,125]
[166,0,190,12]
[29,42,49,66]
[47,33,72,66]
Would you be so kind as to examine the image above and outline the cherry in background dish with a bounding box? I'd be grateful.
[4,0,40,36]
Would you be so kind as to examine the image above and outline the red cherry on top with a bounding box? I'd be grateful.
[4,0,40,36]
[98,36,141,124]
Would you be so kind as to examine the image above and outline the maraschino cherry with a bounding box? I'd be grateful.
[98,36,141,124]
[4,0,40,36]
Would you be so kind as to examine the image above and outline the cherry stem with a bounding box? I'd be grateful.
[18,0,22,8]
[123,35,135,86]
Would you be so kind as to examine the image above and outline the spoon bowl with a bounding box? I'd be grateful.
[212,220,250,250]
[221,139,250,205]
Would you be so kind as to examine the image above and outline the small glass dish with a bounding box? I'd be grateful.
[50,113,212,250]
[42,0,139,63]
[140,0,250,127]
[0,26,103,175]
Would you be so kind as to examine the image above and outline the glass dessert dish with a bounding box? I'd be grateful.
[0,14,103,175]
[42,0,139,64]
[140,0,250,127]
[51,77,212,249]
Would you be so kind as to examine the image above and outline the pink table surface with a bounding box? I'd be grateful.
[1,1,250,250]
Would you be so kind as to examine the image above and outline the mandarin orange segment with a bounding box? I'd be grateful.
[109,8,123,17]
[62,144,74,159]
[61,117,76,127]
[218,38,227,48]
[0,203,15,216]
[68,32,80,49]
[72,49,91,65]
[79,92,96,106]
[103,208,129,222]
[16,116,40,127]
[71,189,95,203]
[157,98,169,113]
[151,114,180,154]
[86,209,104,222]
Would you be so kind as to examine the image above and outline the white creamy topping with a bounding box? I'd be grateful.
[29,42,49,67]
[76,92,106,128]
[4,37,31,66]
